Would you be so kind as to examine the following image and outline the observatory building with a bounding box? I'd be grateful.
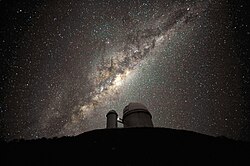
[106,110,118,128]
[106,102,153,128]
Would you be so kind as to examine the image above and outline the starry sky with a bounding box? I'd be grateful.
[0,0,249,141]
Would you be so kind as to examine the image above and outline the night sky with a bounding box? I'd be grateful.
[1,0,249,141]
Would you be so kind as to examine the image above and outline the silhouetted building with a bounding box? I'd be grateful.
[106,110,118,128]
[123,102,153,127]
[106,103,153,128]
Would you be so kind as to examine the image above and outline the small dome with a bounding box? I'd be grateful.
[106,110,118,117]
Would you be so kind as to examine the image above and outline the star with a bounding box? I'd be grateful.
[0,0,249,142]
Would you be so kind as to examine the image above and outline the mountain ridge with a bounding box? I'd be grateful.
[1,127,249,165]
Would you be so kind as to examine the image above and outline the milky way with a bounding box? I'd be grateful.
[64,1,209,133]
[1,0,249,141]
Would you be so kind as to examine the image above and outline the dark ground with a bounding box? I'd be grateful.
[1,127,250,166]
